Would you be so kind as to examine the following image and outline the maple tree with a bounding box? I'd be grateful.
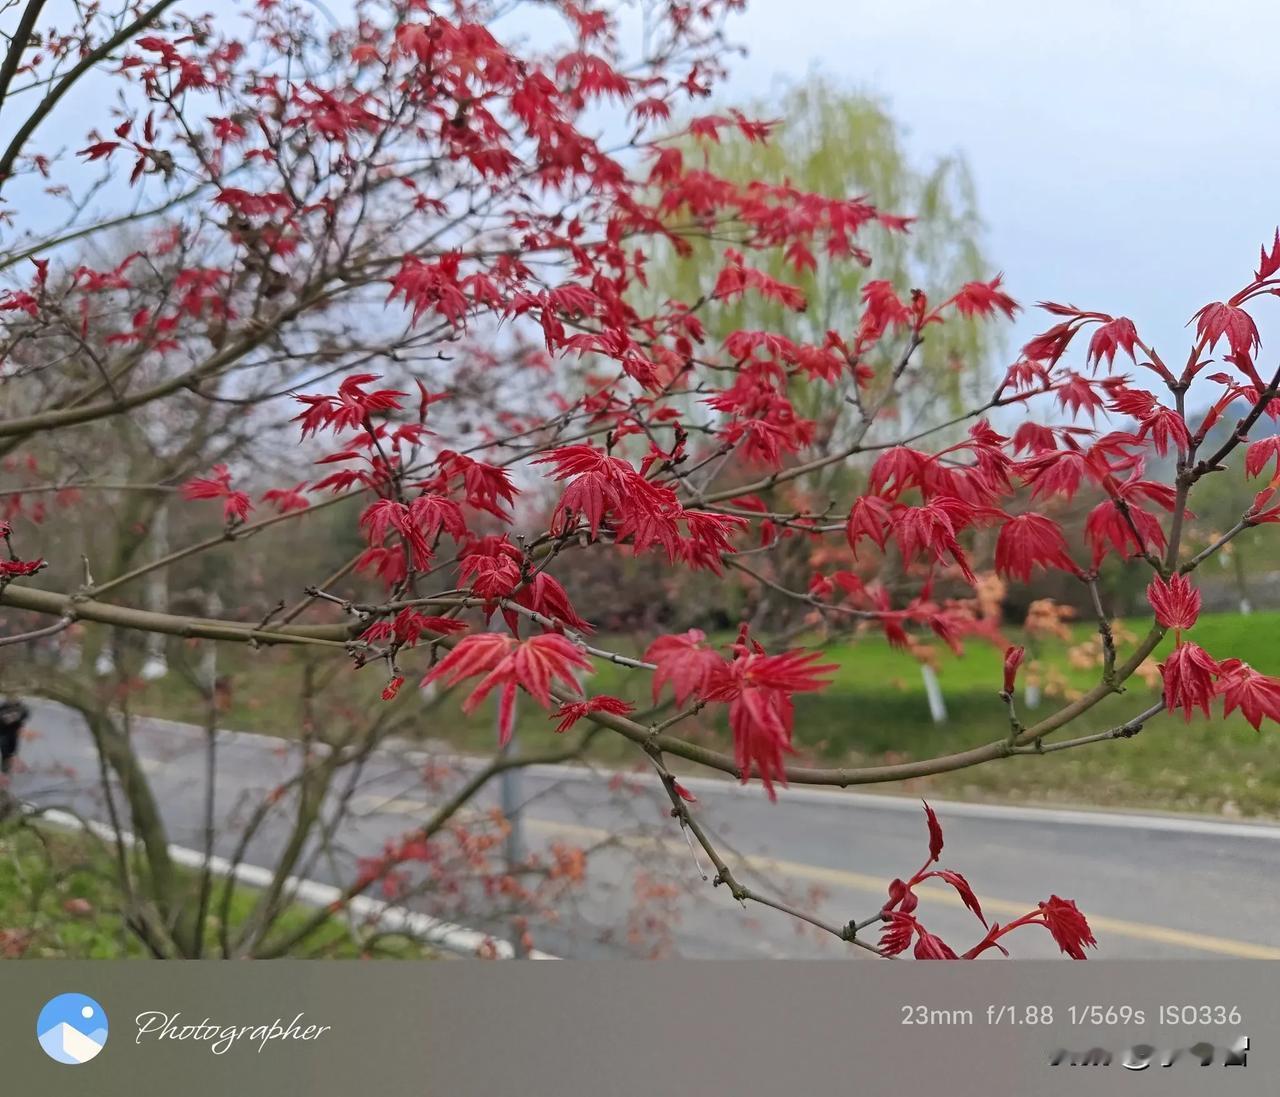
[3,0,1280,960]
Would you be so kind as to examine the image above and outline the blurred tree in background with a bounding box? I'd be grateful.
[607,76,1003,637]
[648,74,999,431]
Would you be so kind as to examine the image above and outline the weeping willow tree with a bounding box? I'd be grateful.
[652,76,1000,435]
[644,78,1005,635]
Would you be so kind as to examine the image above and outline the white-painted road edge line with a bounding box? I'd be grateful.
[27,805,557,960]
[33,698,1280,840]
[426,758,1280,841]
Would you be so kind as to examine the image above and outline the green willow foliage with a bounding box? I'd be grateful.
[649,77,999,437]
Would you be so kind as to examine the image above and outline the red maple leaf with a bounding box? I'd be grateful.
[644,629,725,706]
[551,695,634,733]
[1147,574,1201,632]
[294,374,407,438]
[1192,301,1261,361]
[0,558,45,577]
[1256,228,1280,281]
[1245,436,1280,480]
[923,800,944,862]
[951,275,1018,320]
[1055,372,1105,419]
[423,633,592,744]
[260,484,310,513]
[181,465,252,523]
[888,498,979,585]
[1159,641,1221,720]
[868,446,928,498]
[702,645,836,799]
[994,513,1077,582]
[1035,896,1097,960]
[1216,659,1280,731]
[1086,316,1139,369]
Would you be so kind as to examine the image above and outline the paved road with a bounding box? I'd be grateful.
[11,699,1280,959]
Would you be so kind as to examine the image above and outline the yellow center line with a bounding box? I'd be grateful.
[350,796,1280,959]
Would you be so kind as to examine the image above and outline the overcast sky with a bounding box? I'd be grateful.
[714,0,1280,363]
[12,0,1279,378]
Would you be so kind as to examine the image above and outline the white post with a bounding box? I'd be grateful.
[140,503,169,680]
[1220,550,1252,615]
[498,692,526,957]
[920,664,947,725]
[1023,681,1042,710]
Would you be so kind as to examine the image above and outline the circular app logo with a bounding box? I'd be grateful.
[36,993,108,1065]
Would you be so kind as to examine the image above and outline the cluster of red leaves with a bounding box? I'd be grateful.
[361,607,467,650]
[551,695,635,734]
[0,523,38,588]
[0,557,45,578]
[534,444,746,571]
[180,465,251,523]
[0,455,81,525]
[359,494,465,572]
[1144,574,1280,728]
[19,0,1280,960]
[423,633,592,744]
[843,413,1187,595]
[348,801,587,939]
[879,804,1096,960]
[82,6,1280,704]
[294,374,408,438]
[645,627,835,799]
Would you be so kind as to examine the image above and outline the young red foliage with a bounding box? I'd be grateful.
[993,513,1077,582]
[644,629,726,707]
[1146,574,1201,632]
[423,633,592,744]
[878,805,1095,960]
[1216,660,1280,731]
[1159,642,1221,720]
[1002,646,1025,695]
[181,465,252,523]
[14,0,1280,962]
[701,635,836,800]
[551,696,635,734]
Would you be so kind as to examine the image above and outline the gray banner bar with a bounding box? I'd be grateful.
[0,961,1272,1095]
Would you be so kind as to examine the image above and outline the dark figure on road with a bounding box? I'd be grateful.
[0,698,28,775]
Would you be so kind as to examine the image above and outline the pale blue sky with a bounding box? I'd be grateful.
[717,0,1280,366]
[11,0,1280,382]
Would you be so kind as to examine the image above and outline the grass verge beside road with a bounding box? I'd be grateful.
[72,611,1280,819]
[0,818,437,959]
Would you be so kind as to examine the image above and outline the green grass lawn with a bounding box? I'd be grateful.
[103,611,1280,819]
[0,819,437,959]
